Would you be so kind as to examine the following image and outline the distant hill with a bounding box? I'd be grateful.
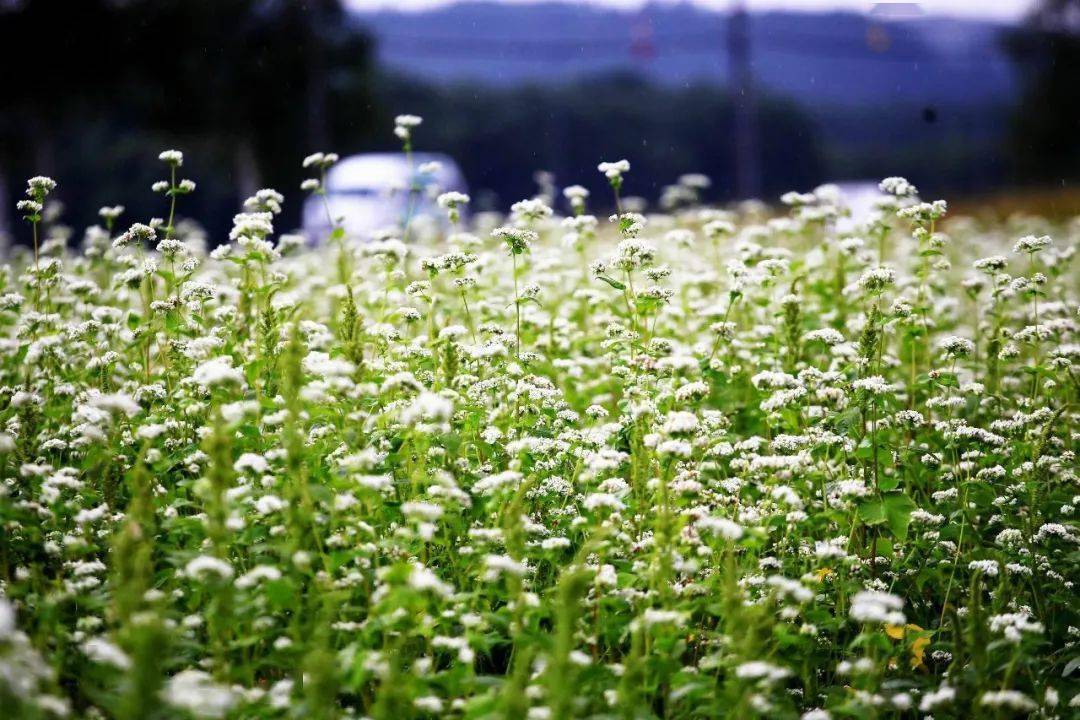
[349,1,1017,108]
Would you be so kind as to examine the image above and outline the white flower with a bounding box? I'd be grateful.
[483,554,528,581]
[640,608,686,627]
[696,516,744,541]
[401,391,454,429]
[158,149,184,166]
[938,335,975,358]
[193,357,246,388]
[980,690,1036,712]
[408,564,453,597]
[233,452,269,474]
[1013,234,1052,255]
[849,590,905,625]
[437,191,470,209]
[163,670,236,718]
[235,565,283,589]
[598,159,630,179]
[184,556,234,582]
[919,684,955,711]
[853,376,893,395]
[81,637,132,670]
[735,660,791,682]
[878,176,917,197]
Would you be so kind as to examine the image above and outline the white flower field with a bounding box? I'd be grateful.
[0,116,1078,719]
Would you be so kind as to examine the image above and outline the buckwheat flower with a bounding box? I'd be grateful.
[394,114,422,140]
[656,439,692,459]
[696,516,744,540]
[541,536,571,550]
[193,356,246,388]
[939,335,975,358]
[184,555,234,582]
[919,684,955,711]
[511,198,553,223]
[563,184,590,214]
[492,226,536,255]
[472,470,523,496]
[598,159,630,181]
[156,238,186,258]
[1033,522,1077,543]
[244,188,284,214]
[980,690,1035,712]
[302,152,339,170]
[163,670,236,718]
[158,149,184,166]
[853,376,893,395]
[968,559,1000,576]
[233,453,269,475]
[235,565,282,589]
[303,351,356,378]
[17,199,42,217]
[583,493,625,512]
[973,254,1008,273]
[81,637,132,670]
[662,411,699,436]
[437,191,470,222]
[87,392,141,418]
[114,222,156,248]
[402,501,444,521]
[300,178,320,192]
[857,266,896,294]
[1013,234,1052,255]
[229,211,274,241]
[878,176,917,197]
[735,661,791,683]
[25,176,56,204]
[801,710,831,720]
[483,554,528,581]
[641,608,686,627]
[988,612,1044,643]
[414,696,444,713]
[408,564,453,597]
[401,391,454,429]
[849,590,905,625]
[804,328,845,346]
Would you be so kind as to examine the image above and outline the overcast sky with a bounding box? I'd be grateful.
[347,0,1034,22]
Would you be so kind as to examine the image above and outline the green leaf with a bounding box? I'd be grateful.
[857,499,887,526]
[858,492,916,541]
[883,492,917,541]
[596,275,626,291]
[878,474,900,492]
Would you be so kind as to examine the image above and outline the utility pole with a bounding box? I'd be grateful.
[727,0,761,199]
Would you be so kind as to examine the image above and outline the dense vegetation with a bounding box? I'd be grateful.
[0,118,1077,718]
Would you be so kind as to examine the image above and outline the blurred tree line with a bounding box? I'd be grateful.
[1,0,1076,243]
[0,0,824,242]
[1004,0,1080,187]
[0,0,377,242]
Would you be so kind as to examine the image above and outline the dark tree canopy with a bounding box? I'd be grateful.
[0,0,376,236]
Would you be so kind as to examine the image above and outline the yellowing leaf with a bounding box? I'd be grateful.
[910,633,930,670]
[885,623,930,669]
[885,624,906,640]
[813,567,834,582]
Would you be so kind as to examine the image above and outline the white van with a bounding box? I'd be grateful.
[302,152,467,242]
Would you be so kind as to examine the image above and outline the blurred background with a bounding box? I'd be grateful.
[1,0,1078,242]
